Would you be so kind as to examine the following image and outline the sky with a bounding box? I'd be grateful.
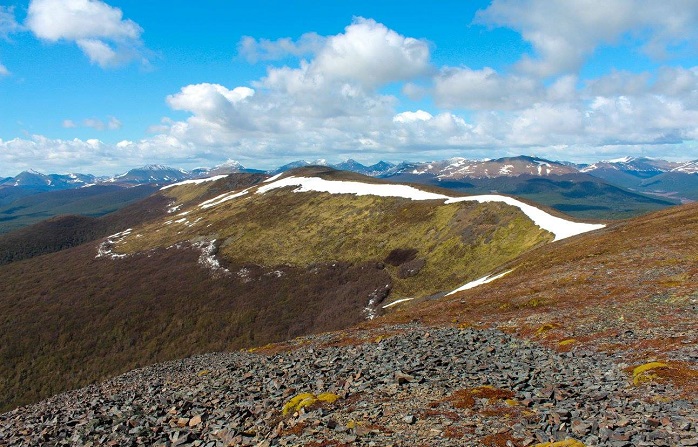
[1,0,698,176]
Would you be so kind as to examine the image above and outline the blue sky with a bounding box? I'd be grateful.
[1,0,698,175]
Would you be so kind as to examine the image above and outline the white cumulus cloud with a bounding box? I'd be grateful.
[477,0,698,77]
[310,17,431,88]
[146,15,698,166]
[26,0,147,68]
[4,14,698,176]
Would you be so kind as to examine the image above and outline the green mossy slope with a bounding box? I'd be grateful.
[120,174,553,299]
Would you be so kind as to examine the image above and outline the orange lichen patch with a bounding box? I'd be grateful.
[479,405,521,418]
[442,424,474,439]
[645,361,698,395]
[471,386,515,401]
[514,322,566,340]
[449,389,476,409]
[480,432,522,447]
[443,386,516,412]
[531,439,586,447]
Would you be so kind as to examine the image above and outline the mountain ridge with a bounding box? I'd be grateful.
[4,155,696,190]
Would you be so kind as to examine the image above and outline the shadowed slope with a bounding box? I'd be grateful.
[0,242,391,411]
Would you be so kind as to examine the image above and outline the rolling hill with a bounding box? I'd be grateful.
[0,168,604,411]
[1,156,691,236]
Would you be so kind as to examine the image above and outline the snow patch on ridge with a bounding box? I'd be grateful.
[446,270,513,296]
[257,176,605,241]
[257,176,450,201]
[263,172,284,183]
[382,297,415,309]
[160,175,228,190]
[199,188,250,209]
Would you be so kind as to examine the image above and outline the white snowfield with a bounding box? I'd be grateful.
[256,176,605,241]
[256,175,449,200]
[160,175,229,190]
[262,172,284,183]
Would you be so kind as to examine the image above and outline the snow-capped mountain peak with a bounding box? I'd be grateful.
[672,160,698,174]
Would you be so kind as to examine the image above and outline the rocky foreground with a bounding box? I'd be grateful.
[1,324,696,447]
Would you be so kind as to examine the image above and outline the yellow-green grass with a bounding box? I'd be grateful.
[117,186,552,299]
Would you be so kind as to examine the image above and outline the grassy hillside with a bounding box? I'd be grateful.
[0,170,564,411]
[119,168,555,299]
[638,172,698,202]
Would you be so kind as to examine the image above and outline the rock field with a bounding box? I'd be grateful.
[1,324,696,447]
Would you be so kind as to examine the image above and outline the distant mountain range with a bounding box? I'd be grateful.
[3,156,696,191]
[0,170,96,193]
[0,156,696,233]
